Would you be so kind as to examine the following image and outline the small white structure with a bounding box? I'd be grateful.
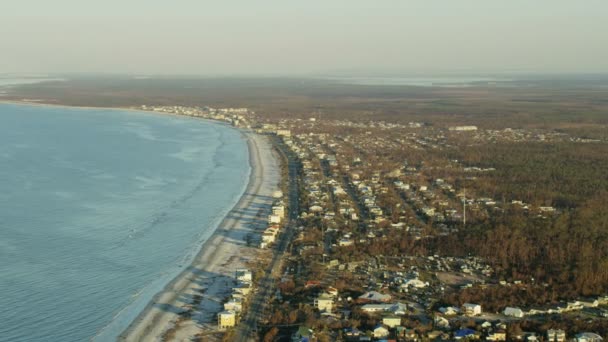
[224,299,243,312]
[434,315,450,329]
[361,304,389,313]
[361,302,407,315]
[358,291,392,302]
[272,205,285,218]
[449,125,478,131]
[276,129,291,137]
[338,238,354,247]
[309,205,323,213]
[373,325,390,338]
[387,302,408,315]
[462,303,482,316]
[382,316,402,328]
[233,282,252,295]
[576,332,603,342]
[503,307,524,318]
[580,298,599,307]
[268,214,282,224]
[439,306,461,316]
[403,278,428,288]
[314,293,334,312]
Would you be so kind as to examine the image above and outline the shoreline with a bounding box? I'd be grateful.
[0,99,133,111]
[1,100,280,341]
[117,127,279,341]
[0,99,215,122]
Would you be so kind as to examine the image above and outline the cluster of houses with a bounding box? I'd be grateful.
[217,268,254,330]
[284,133,360,227]
[274,126,607,341]
[293,291,606,341]
[458,127,572,144]
[138,105,254,128]
[272,120,487,245]
[261,192,286,249]
[502,297,608,317]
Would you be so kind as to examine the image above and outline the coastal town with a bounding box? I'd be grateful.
[133,105,608,342]
[3,2,608,342]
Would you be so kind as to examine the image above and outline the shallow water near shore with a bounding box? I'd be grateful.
[0,104,250,342]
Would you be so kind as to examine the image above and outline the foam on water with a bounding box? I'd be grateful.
[0,104,250,342]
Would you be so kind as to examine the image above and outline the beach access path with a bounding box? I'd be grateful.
[119,132,280,342]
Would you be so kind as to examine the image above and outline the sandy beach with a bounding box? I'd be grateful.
[118,131,280,342]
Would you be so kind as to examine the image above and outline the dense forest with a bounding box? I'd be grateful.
[437,202,608,296]
[448,142,608,207]
[442,141,608,297]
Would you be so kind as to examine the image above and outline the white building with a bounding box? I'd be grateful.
[338,237,354,247]
[576,332,603,342]
[218,310,237,330]
[439,306,460,316]
[503,307,524,318]
[268,214,282,224]
[272,205,285,218]
[262,231,276,245]
[235,269,252,283]
[373,325,390,338]
[314,293,334,312]
[449,126,478,131]
[547,329,566,342]
[224,299,243,312]
[276,129,291,137]
[462,303,482,316]
[382,316,402,328]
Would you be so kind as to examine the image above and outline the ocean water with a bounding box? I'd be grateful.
[0,104,250,341]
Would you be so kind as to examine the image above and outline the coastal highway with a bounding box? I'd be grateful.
[233,136,300,342]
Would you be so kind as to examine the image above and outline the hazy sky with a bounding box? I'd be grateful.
[1,0,607,75]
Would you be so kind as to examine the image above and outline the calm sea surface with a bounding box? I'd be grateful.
[0,104,250,341]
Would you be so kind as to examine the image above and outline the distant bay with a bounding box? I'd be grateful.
[0,104,250,341]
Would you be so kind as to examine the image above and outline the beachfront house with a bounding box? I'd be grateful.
[233,282,252,295]
[262,230,277,245]
[218,310,236,330]
[268,214,282,224]
[276,129,291,137]
[224,298,243,312]
[235,269,252,283]
[272,205,285,218]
